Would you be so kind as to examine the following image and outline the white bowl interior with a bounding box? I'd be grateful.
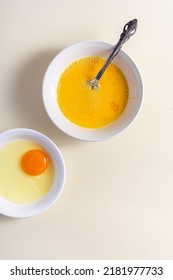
[0,128,65,218]
[43,41,143,141]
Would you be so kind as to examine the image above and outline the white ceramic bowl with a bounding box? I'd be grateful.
[43,40,143,141]
[0,128,65,218]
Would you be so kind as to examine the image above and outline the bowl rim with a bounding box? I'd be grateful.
[0,128,66,218]
[42,40,143,142]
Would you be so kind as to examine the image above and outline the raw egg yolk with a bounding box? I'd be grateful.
[21,150,48,176]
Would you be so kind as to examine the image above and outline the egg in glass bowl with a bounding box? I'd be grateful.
[0,128,65,218]
[42,40,143,141]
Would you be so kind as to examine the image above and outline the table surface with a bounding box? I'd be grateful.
[1,0,173,260]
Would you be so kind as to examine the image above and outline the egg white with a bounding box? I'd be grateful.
[0,140,54,204]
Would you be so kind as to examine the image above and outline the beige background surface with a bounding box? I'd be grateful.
[0,0,173,259]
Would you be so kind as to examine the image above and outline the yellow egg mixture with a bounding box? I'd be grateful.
[57,57,129,128]
[0,140,54,204]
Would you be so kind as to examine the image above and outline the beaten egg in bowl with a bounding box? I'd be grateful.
[57,57,129,128]
[43,40,143,141]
